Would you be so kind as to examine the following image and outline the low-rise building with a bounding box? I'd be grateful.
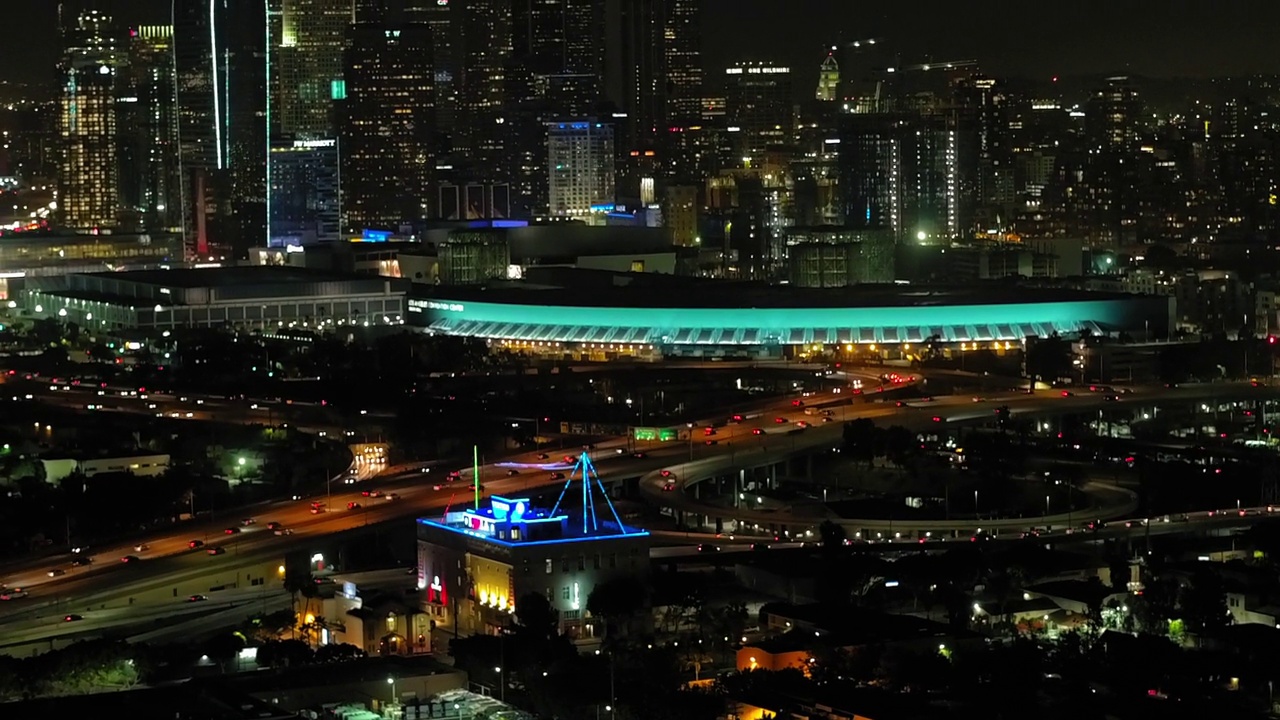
[416,464,650,641]
[41,453,170,483]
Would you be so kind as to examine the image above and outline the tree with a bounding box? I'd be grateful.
[586,575,649,644]
[1179,569,1230,635]
[1025,333,1073,383]
[315,643,366,663]
[514,591,559,643]
[881,425,916,468]
[817,520,847,552]
[841,418,878,466]
[256,639,315,668]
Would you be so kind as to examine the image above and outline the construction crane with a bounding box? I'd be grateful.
[884,59,979,74]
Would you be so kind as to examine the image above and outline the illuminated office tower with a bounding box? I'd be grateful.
[724,62,794,160]
[341,24,434,231]
[275,0,354,138]
[455,0,511,175]
[269,138,341,246]
[58,9,121,231]
[661,0,701,126]
[123,25,181,230]
[548,120,614,217]
[816,48,839,102]
[172,0,268,258]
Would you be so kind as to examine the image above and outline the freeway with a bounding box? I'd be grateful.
[1,374,1271,637]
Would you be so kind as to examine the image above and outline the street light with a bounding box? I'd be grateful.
[387,676,396,705]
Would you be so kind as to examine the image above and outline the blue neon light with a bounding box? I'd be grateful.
[362,229,392,242]
[418,518,648,547]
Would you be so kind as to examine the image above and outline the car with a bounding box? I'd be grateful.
[1103,394,1119,402]
[704,427,717,436]
[120,555,139,563]
[224,527,240,535]
[821,416,833,423]
[241,518,256,526]
[63,614,82,622]
[71,546,89,554]
[187,594,208,602]
[537,453,550,460]
[347,502,362,510]
[310,506,325,514]
[0,589,28,600]
[632,452,647,458]
[1060,390,1075,397]
[266,522,282,531]
[71,557,92,567]
[731,414,744,423]
[705,439,719,445]
[795,421,810,429]
[752,428,764,435]
[550,472,565,480]
[188,540,204,549]
[662,483,676,492]
[751,543,771,551]
[361,489,382,497]
[274,528,295,536]
[774,417,788,424]
[697,544,721,553]
[47,569,66,577]
[506,469,520,476]
[661,469,674,478]
[133,544,149,552]
[206,546,225,556]
[563,455,577,463]
[384,493,399,501]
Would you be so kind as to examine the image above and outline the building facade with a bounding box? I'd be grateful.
[341,24,435,232]
[58,9,121,232]
[548,121,615,217]
[269,138,341,246]
[417,489,651,639]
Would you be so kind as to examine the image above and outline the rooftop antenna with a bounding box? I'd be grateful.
[549,450,627,535]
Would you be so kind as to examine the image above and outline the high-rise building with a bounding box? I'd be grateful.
[269,138,341,245]
[58,8,121,231]
[173,0,269,258]
[838,112,967,244]
[548,120,614,217]
[816,48,839,102]
[341,23,434,231]
[724,62,794,160]
[455,0,511,178]
[123,25,181,231]
[274,0,353,138]
[605,0,701,190]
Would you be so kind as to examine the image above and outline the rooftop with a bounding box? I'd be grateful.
[423,276,1144,310]
[83,265,368,289]
[0,683,297,720]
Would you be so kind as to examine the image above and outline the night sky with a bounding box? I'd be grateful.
[3,0,1279,87]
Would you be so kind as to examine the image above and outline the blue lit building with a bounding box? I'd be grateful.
[416,457,650,639]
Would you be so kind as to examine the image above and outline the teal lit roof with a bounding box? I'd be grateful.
[412,294,1161,346]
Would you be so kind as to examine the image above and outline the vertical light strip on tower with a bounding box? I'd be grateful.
[473,445,480,509]
[209,0,223,169]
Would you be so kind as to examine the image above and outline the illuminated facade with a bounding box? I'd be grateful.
[416,457,650,638]
[269,138,341,245]
[410,286,1174,359]
[274,0,353,138]
[124,25,182,231]
[341,23,434,232]
[548,121,615,217]
[815,48,839,102]
[58,9,121,231]
[172,0,269,258]
[725,63,794,161]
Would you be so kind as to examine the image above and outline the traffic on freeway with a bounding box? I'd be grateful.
[1,374,1272,623]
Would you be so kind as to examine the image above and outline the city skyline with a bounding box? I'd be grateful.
[4,0,1280,87]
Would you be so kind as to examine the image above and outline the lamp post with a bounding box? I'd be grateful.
[387,676,397,705]
[494,665,504,702]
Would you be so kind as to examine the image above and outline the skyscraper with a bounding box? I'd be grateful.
[724,62,794,160]
[341,23,434,231]
[455,0,511,177]
[548,120,614,217]
[274,0,353,138]
[173,0,268,258]
[123,25,181,231]
[816,48,839,102]
[58,8,121,231]
[660,0,700,126]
